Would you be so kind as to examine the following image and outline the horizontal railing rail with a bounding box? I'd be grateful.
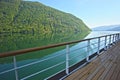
[0,33,120,80]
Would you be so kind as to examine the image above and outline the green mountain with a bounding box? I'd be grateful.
[0,0,90,34]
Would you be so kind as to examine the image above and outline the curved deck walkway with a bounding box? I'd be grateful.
[65,41,120,80]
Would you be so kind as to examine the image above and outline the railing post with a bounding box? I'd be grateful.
[118,33,120,40]
[112,34,115,44]
[104,36,107,50]
[97,37,100,54]
[66,45,69,75]
[13,56,18,80]
[115,34,117,43]
[109,35,111,48]
[117,34,119,41]
[119,33,120,40]
[86,40,90,62]
[116,34,118,42]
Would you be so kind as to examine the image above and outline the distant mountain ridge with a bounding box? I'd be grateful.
[92,24,120,31]
[0,0,90,34]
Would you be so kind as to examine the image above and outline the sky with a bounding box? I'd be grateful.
[27,0,120,28]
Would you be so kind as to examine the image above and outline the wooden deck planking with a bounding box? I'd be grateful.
[64,41,120,80]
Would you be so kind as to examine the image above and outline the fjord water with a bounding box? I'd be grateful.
[0,31,119,80]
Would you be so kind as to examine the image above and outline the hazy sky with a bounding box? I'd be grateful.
[27,0,120,28]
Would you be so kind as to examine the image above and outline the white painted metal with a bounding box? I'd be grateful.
[97,37,100,54]
[13,56,18,80]
[66,45,69,75]
[86,40,90,62]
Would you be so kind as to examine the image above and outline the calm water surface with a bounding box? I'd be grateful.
[0,31,119,80]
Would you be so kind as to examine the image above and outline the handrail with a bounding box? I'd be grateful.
[0,33,119,58]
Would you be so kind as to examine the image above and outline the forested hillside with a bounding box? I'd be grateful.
[0,0,90,34]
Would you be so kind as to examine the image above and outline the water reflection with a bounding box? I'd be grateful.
[0,31,119,80]
[0,32,89,62]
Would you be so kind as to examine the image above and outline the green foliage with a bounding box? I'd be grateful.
[0,0,91,61]
[0,0,90,34]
